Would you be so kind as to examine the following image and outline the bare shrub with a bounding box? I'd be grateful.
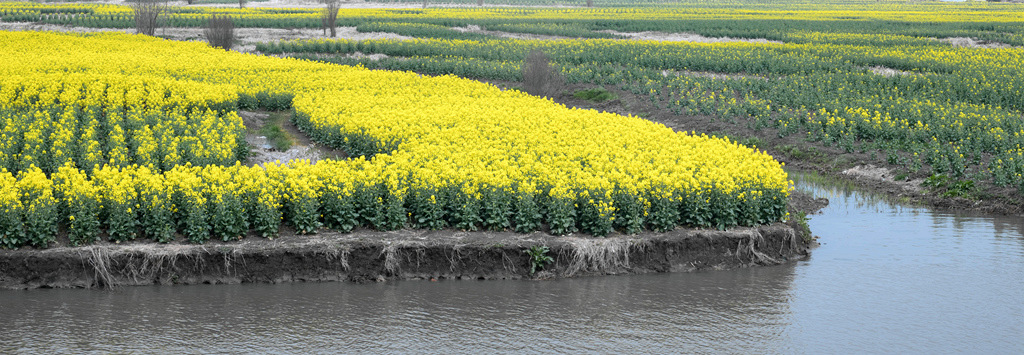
[131,0,166,36]
[522,49,564,98]
[587,0,593,7]
[239,0,247,9]
[321,0,340,38]
[204,15,235,51]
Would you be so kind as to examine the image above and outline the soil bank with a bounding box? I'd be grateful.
[0,223,809,290]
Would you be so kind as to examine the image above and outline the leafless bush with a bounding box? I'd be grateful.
[522,49,564,98]
[321,0,340,38]
[587,0,593,8]
[204,15,235,51]
[131,0,166,36]
[239,0,247,9]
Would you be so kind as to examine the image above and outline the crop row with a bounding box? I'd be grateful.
[0,74,245,174]
[1,155,787,249]
[270,37,1024,191]
[0,31,789,248]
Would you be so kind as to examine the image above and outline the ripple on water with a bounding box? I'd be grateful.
[0,173,1021,353]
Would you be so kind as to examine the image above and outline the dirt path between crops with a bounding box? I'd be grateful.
[451,24,577,41]
[939,37,1018,49]
[446,25,783,43]
[866,66,917,77]
[239,110,346,166]
[598,30,782,44]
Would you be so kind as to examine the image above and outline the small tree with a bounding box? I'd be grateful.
[522,49,564,98]
[131,0,166,36]
[204,15,235,51]
[587,0,593,8]
[321,0,340,38]
[239,0,247,9]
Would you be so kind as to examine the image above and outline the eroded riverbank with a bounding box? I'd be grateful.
[2,175,1020,353]
[0,223,808,289]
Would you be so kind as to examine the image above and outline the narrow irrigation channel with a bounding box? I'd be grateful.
[1,173,1020,353]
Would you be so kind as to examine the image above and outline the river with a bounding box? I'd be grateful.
[1,173,1022,353]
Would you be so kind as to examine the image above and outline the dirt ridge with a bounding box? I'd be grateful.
[0,224,807,289]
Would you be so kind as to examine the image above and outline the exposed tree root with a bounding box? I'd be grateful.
[562,237,648,276]
[379,241,425,276]
[84,246,116,289]
[2,225,807,289]
[734,228,794,265]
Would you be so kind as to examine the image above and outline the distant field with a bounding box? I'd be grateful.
[0,0,1021,249]
[0,27,788,248]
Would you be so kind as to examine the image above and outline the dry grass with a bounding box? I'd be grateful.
[84,246,116,288]
[562,237,647,276]
[733,228,796,265]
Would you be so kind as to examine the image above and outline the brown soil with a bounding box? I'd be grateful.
[788,190,830,216]
[0,224,806,289]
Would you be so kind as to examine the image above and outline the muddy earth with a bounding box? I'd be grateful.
[0,224,808,289]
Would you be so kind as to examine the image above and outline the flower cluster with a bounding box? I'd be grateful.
[0,30,788,248]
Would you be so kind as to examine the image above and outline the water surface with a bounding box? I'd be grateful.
[2,175,1021,353]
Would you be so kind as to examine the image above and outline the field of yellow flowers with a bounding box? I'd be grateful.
[275,35,1024,191]
[0,30,789,248]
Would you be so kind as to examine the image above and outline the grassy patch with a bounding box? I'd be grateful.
[778,144,823,161]
[893,171,910,181]
[572,87,618,102]
[922,174,978,199]
[258,112,294,151]
[790,211,813,243]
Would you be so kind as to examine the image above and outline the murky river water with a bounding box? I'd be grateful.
[2,174,1022,353]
